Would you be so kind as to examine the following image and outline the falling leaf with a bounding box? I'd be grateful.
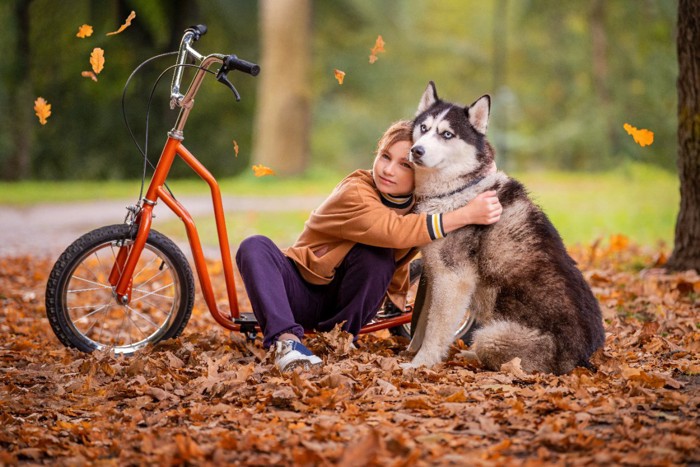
[252,164,275,177]
[334,69,346,85]
[76,24,93,38]
[623,123,654,147]
[106,10,136,36]
[81,71,98,82]
[233,140,239,158]
[90,48,105,74]
[34,97,51,125]
[607,234,629,253]
[369,35,385,64]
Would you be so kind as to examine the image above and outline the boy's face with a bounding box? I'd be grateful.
[372,140,415,196]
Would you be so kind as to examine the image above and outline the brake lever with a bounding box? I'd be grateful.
[216,67,241,101]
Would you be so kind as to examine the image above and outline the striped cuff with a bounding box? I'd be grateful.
[426,213,446,240]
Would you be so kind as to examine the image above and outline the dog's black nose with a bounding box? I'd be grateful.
[411,146,425,159]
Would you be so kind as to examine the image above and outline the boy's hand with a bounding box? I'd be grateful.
[440,190,502,234]
[464,190,502,225]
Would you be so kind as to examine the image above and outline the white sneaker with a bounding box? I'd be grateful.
[274,340,322,372]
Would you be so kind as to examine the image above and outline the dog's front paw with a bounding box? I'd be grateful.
[399,361,420,371]
[401,352,441,370]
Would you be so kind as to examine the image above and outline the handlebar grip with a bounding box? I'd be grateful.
[187,24,208,40]
[225,55,260,77]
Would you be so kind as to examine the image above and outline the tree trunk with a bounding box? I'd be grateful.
[252,0,311,176]
[2,0,33,180]
[666,0,700,272]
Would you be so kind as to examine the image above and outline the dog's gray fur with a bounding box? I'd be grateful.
[405,82,605,374]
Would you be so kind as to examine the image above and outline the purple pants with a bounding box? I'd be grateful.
[235,235,396,348]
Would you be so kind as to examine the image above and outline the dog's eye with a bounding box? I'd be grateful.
[442,131,454,139]
[420,124,428,133]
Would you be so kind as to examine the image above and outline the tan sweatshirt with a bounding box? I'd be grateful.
[284,170,445,310]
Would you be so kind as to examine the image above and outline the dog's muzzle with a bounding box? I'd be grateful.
[410,145,425,165]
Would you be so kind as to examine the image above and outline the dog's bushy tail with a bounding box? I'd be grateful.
[472,320,559,374]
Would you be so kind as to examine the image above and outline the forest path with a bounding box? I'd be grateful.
[0,195,324,258]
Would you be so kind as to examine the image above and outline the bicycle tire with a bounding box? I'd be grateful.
[388,259,477,344]
[45,224,195,355]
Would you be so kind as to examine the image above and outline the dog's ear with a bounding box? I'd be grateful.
[467,95,491,135]
[416,81,439,115]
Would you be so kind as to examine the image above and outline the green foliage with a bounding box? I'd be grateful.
[0,0,260,180]
[310,0,677,174]
[0,0,679,180]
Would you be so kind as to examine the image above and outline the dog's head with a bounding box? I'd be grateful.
[411,82,494,182]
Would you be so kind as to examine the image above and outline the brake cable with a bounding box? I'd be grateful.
[120,52,215,203]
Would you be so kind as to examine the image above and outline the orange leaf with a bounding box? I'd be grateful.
[623,123,654,147]
[106,10,136,36]
[369,35,385,64]
[233,140,239,157]
[334,69,346,85]
[34,97,51,125]
[81,71,98,82]
[76,24,93,38]
[90,48,105,74]
[607,234,629,253]
[252,164,275,177]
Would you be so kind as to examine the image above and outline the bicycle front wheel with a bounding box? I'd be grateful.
[45,224,195,355]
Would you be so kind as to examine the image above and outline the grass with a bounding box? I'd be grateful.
[0,166,341,205]
[512,162,678,247]
[1,162,678,248]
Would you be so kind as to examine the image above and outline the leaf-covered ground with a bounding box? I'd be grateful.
[1,242,698,465]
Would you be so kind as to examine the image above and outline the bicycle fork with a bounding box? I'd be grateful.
[108,137,241,329]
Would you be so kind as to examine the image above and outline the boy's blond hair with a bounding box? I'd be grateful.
[376,120,413,156]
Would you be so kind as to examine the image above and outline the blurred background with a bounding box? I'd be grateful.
[0,0,677,179]
[0,0,681,249]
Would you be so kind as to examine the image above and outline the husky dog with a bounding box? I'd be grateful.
[405,82,605,374]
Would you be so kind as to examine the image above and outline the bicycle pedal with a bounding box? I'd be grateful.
[233,312,257,325]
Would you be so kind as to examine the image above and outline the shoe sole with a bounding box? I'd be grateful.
[279,359,323,373]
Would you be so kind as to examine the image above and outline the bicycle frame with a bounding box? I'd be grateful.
[108,42,412,336]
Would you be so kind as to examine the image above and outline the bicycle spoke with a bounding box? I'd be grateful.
[137,296,174,314]
[130,282,175,302]
[133,265,168,289]
[132,253,159,282]
[70,303,110,322]
[125,304,161,333]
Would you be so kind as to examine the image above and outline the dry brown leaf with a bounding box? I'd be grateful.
[106,10,136,36]
[33,97,51,125]
[334,69,346,85]
[90,47,105,74]
[623,123,654,147]
[252,164,275,177]
[369,35,385,63]
[81,71,98,82]
[76,24,93,38]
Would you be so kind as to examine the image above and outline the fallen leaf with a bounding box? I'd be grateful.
[233,140,239,157]
[81,71,98,82]
[334,69,346,85]
[369,35,385,64]
[623,123,654,147]
[34,97,51,125]
[252,164,275,177]
[106,10,136,36]
[76,24,93,38]
[90,48,105,74]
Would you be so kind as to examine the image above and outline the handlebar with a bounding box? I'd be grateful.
[169,24,260,109]
[224,55,260,77]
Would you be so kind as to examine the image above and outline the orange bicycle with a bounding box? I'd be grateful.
[44,26,475,355]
